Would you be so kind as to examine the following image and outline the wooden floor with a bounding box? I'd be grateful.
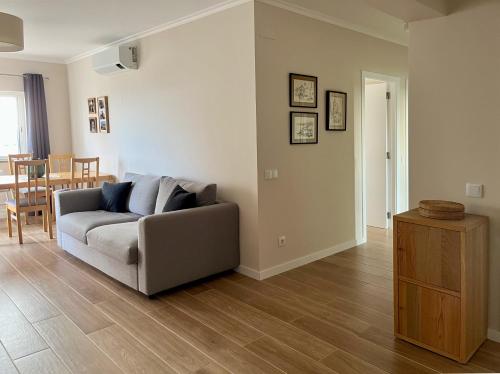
[0,224,499,374]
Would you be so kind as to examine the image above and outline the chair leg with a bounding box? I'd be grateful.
[6,209,12,238]
[24,212,29,225]
[16,213,23,244]
[47,210,53,240]
[42,210,48,232]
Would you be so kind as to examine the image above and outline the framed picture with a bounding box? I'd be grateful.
[290,73,317,108]
[290,112,318,144]
[89,117,98,133]
[326,90,347,131]
[87,97,96,115]
[97,96,110,133]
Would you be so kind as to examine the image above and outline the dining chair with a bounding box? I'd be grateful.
[7,153,32,175]
[48,153,73,221]
[71,157,100,189]
[7,153,45,224]
[6,159,53,244]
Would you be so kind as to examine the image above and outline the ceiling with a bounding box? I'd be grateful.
[0,0,412,63]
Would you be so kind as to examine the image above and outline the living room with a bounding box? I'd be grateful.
[0,0,499,373]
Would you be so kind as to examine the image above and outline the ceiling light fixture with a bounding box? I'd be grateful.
[0,12,24,51]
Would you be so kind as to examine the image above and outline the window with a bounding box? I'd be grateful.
[0,92,27,160]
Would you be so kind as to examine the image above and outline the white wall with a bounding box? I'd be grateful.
[409,0,500,334]
[254,2,408,273]
[67,3,260,269]
[0,57,72,173]
[365,81,388,229]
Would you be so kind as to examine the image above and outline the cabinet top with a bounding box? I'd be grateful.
[394,209,488,232]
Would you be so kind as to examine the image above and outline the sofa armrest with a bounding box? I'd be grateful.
[137,202,239,295]
[55,188,102,217]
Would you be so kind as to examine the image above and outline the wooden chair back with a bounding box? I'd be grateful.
[8,153,32,175]
[13,159,50,210]
[49,153,73,173]
[71,157,100,189]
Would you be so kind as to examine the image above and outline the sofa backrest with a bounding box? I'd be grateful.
[123,173,161,216]
[124,172,217,215]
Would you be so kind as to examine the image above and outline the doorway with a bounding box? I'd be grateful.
[355,71,408,243]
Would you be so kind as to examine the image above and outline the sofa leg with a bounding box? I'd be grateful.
[148,294,155,299]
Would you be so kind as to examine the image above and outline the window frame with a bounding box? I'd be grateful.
[0,91,27,161]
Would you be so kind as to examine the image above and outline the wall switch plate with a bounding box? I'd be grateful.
[264,170,273,180]
[272,169,279,179]
[278,236,286,247]
[466,183,483,198]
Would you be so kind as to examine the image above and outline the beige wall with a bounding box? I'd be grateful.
[254,2,408,271]
[409,0,500,333]
[0,57,72,161]
[67,3,260,269]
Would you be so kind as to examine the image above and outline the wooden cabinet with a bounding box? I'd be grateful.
[394,210,488,363]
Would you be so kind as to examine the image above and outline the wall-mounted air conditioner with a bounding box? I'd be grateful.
[92,46,138,75]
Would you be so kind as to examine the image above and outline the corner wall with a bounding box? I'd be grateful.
[409,0,500,335]
[254,2,408,274]
[66,2,260,269]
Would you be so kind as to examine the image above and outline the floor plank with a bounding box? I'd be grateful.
[0,289,48,359]
[34,315,122,374]
[0,257,60,323]
[196,289,335,361]
[14,349,70,374]
[321,350,388,374]
[150,303,284,374]
[292,315,438,374]
[0,246,113,334]
[162,291,264,346]
[0,342,17,374]
[97,296,215,373]
[88,324,177,374]
[245,336,337,374]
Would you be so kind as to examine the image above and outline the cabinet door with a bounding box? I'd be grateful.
[398,281,460,357]
[397,222,461,291]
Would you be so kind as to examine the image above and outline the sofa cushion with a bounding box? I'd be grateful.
[163,185,197,212]
[154,177,216,212]
[100,181,132,213]
[124,173,161,216]
[86,222,139,264]
[177,179,216,206]
[58,210,142,244]
[154,176,178,214]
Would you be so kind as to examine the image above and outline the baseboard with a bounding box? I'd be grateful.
[236,239,357,280]
[488,328,500,343]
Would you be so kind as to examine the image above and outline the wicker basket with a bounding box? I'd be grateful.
[418,200,465,220]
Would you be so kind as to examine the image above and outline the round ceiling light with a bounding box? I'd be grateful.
[0,12,23,52]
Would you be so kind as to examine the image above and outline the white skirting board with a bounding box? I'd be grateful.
[237,239,359,280]
[488,328,500,343]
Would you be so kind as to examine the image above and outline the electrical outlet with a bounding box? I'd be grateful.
[278,236,286,247]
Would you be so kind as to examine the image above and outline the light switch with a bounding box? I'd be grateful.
[466,183,483,198]
[272,169,279,179]
[264,170,273,180]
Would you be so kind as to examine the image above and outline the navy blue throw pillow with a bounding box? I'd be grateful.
[100,182,133,213]
[162,185,197,212]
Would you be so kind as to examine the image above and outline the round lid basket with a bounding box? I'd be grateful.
[418,200,465,220]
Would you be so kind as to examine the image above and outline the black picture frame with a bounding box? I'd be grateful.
[326,90,347,131]
[289,73,318,108]
[290,112,318,145]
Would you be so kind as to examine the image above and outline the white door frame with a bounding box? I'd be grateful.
[356,71,408,244]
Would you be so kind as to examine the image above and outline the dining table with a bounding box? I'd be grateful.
[0,171,114,190]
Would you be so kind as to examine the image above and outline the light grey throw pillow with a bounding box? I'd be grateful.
[154,176,178,214]
[123,173,161,216]
[177,179,217,207]
[154,176,217,213]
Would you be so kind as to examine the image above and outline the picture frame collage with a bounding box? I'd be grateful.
[88,96,110,133]
[289,73,346,145]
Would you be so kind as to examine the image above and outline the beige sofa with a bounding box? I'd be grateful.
[54,173,239,296]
